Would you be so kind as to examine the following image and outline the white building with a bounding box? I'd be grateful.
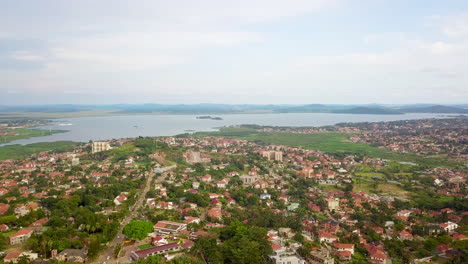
[327,197,340,211]
[91,142,112,153]
[270,251,305,264]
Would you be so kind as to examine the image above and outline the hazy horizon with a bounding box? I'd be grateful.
[2,0,468,105]
[1,102,468,107]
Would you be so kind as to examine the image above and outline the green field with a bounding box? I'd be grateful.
[353,181,410,199]
[0,141,79,160]
[0,128,66,144]
[354,172,386,178]
[193,128,462,168]
[138,244,153,250]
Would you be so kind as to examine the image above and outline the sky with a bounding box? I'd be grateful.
[1,0,468,105]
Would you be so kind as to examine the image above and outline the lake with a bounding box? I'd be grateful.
[0,113,454,146]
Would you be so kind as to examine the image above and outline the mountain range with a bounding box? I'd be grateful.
[0,104,467,115]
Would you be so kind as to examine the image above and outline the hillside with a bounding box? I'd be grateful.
[399,105,468,114]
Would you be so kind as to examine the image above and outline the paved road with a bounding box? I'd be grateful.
[94,171,155,264]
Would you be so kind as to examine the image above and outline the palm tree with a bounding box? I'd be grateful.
[40,238,53,258]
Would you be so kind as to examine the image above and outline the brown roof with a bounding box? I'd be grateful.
[9,229,33,238]
[133,243,180,258]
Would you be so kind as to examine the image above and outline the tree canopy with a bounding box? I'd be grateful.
[123,220,154,240]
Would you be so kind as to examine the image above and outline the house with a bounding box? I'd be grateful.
[0,187,8,195]
[4,251,38,264]
[270,251,305,264]
[201,174,212,183]
[130,240,193,260]
[156,201,174,210]
[207,207,222,220]
[319,232,338,243]
[308,203,321,211]
[334,242,355,255]
[216,179,229,189]
[399,231,413,240]
[440,221,458,232]
[226,197,236,206]
[113,193,128,206]
[254,181,268,189]
[8,229,33,245]
[396,209,412,217]
[29,218,49,228]
[369,250,390,264]
[0,224,9,231]
[260,193,271,200]
[14,202,40,216]
[184,216,201,224]
[55,249,87,263]
[365,244,391,264]
[0,203,10,215]
[154,221,187,235]
[151,236,169,246]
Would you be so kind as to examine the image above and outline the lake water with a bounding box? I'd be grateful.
[0,113,454,146]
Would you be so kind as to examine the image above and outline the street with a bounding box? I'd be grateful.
[93,171,155,264]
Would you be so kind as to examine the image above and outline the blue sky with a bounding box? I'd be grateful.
[1,0,468,105]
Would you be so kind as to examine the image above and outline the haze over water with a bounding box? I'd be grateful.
[1,113,455,146]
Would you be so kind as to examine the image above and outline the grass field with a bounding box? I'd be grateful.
[0,141,79,160]
[0,128,66,144]
[137,244,153,250]
[353,181,410,199]
[354,172,386,178]
[194,127,462,168]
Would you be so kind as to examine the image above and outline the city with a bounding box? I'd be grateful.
[0,117,466,263]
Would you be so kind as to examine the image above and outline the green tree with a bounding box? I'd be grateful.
[88,235,101,259]
[123,220,154,240]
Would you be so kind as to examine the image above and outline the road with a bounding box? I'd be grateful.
[94,171,155,264]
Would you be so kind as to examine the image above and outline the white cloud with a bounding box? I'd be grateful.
[441,13,468,38]
[11,51,45,61]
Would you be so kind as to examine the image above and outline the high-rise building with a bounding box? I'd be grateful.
[262,151,283,161]
[91,142,112,153]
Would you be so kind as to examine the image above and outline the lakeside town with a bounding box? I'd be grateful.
[0,118,466,264]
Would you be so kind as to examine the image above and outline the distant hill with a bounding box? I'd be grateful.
[0,103,467,116]
[275,104,330,113]
[399,105,468,114]
[333,107,403,115]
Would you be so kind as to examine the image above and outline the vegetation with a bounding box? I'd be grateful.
[123,220,154,240]
[193,221,273,264]
[0,141,79,160]
[191,127,463,167]
[0,128,66,144]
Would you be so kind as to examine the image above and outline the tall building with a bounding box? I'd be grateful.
[262,151,283,162]
[327,197,340,211]
[185,150,211,164]
[91,142,112,153]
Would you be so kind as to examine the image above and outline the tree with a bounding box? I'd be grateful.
[123,220,154,240]
[0,234,7,250]
[16,255,31,264]
[88,235,101,259]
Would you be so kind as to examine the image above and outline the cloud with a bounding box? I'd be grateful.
[441,12,468,38]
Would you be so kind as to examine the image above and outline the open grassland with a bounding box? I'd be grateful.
[0,141,78,160]
[0,110,119,119]
[353,181,410,199]
[194,127,462,168]
[0,128,66,144]
[354,172,386,178]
